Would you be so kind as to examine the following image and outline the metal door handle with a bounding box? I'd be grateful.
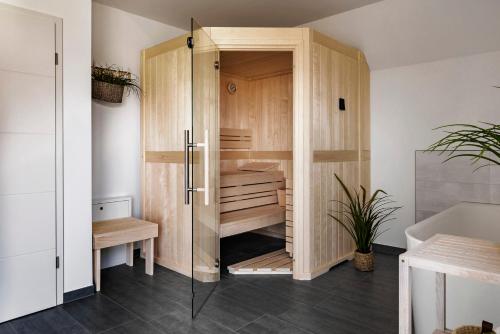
[198,129,209,206]
[184,129,190,205]
[184,129,209,206]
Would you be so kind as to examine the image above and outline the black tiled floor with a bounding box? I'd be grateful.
[1,233,401,334]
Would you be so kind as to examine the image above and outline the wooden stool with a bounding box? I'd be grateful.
[92,217,158,292]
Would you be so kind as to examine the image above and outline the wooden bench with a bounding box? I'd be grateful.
[220,128,252,149]
[220,170,285,238]
[92,217,158,292]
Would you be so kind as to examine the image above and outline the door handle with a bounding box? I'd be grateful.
[184,129,191,205]
[184,129,209,206]
[198,129,209,206]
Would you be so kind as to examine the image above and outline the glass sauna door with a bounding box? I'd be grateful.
[189,18,220,317]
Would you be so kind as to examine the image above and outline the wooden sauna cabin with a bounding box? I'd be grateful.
[140,27,370,282]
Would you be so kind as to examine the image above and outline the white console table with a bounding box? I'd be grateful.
[399,234,500,334]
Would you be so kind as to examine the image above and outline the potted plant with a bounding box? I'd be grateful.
[92,65,141,103]
[426,122,499,168]
[328,174,401,271]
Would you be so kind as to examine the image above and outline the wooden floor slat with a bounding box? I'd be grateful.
[228,249,292,275]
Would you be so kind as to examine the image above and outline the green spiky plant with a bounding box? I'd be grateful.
[426,122,500,169]
[328,174,401,254]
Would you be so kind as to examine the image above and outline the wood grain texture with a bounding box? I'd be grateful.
[221,51,293,81]
[402,234,500,284]
[220,170,285,237]
[400,234,500,333]
[227,250,292,275]
[358,58,371,192]
[192,24,220,283]
[311,38,362,272]
[92,217,158,250]
[219,60,293,181]
[141,39,192,276]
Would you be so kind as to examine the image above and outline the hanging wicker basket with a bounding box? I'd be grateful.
[92,80,124,103]
[453,326,495,334]
[92,66,133,103]
[354,251,374,271]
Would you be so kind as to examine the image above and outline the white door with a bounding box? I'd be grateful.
[0,4,61,322]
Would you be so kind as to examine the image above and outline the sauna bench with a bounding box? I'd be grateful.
[220,170,285,238]
[92,217,158,292]
[399,234,500,334]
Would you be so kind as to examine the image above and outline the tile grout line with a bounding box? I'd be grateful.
[54,307,93,334]
[233,313,268,332]
[96,318,137,334]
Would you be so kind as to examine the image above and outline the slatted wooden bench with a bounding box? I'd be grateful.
[92,217,158,292]
[220,128,252,149]
[220,170,285,238]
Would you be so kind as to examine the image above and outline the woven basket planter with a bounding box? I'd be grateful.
[92,80,124,103]
[354,251,374,271]
[453,326,495,334]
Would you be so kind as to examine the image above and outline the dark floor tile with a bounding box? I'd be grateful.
[101,273,184,321]
[8,307,88,334]
[104,319,163,334]
[153,306,235,334]
[326,279,398,312]
[62,294,135,333]
[199,292,263,330]
[103,261,201,310]
[0,323,16,334]
[215,282,301,316]
[237,314,311,334]
[242,276,330,306]
[278,303,373,334]
[314,294,395,332]
[305,263,368,292]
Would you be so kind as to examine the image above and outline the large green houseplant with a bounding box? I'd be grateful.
[329,174,401,271]
[426,122,500,168]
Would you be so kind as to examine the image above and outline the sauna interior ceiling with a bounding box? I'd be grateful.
[93,0,383,30]
[220,52,292,80]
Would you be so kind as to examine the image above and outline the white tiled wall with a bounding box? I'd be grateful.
[415,151,500,222]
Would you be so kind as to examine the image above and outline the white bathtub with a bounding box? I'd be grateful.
[405,202,500,334]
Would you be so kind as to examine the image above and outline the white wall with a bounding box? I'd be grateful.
[92,3,185,218]
[305,0,500,70]
[305,0,500,247]
[372,52,500,247]
[0,0,92,292]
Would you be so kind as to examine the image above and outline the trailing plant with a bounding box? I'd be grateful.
[92,64,141,98]
[328,174,401,254]
[426,122,500,168]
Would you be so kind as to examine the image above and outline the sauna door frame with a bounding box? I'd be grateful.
[206,27,312,280]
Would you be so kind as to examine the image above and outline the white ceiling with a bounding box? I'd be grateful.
[92,0,382,30]
[306,0,500,70]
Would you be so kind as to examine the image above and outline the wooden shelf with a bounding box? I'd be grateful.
[402,234,500,285]
[400,234,500,334]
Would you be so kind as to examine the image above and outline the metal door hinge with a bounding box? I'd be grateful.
[214,61,220,70]
[214,258,220,268]
[56,256,60,269]
[55,52,59,65]
[187,37,194,49]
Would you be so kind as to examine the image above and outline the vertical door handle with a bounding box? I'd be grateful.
[195,129,209,206]
[184,129,209,206]
[202,129,209,206]
[184,129,190,205]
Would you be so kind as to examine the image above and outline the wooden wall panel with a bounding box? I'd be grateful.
[359,58,371,192]
[219,70,293,180]
[310,39,366,275]
[141,37,192,277]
